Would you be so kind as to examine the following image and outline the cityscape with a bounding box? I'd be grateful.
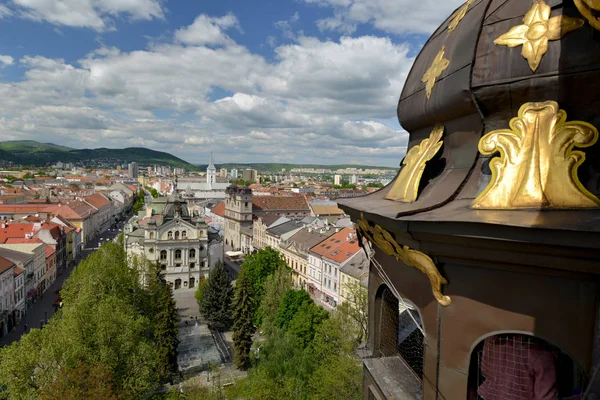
[1,0,600,399]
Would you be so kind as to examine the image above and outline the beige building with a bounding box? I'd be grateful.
[124,193,209,290]
[223,186,253,252]
[252,214,289,250]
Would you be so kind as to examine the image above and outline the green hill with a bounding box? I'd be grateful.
[0,141,198,171]
[198,163,398,172]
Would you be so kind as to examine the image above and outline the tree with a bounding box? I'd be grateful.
[194,278,208,309]
[132,191,145,214]
[154,284,180,383]
[242,248,287,310]
[258,266,293,336]
[275,289,312,329]
[287,301,329,348]
[199,261,233,331]
[337,281,368,343]
[232,270,255,370]
[40,362,120,400]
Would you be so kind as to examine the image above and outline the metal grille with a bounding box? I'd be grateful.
[470,334,587,400]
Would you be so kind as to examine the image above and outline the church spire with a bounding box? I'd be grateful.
[208,151,215,169]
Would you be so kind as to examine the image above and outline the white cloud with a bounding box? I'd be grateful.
[304,0,465,35]
[175,14,241,46]
[0,55,14,67]
[10,0,164,31]
[0,12,419,166]
[0,4,12,18]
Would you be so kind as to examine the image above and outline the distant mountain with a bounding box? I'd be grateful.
[0,141,198,171]
[198,162,398,173]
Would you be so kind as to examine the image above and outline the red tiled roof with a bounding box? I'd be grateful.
[45,245,56,258]
[322,231,361,263]
[0,256,15,274]
[4,238,43,244]
[211,202,226,217]
[252,196,310,212]
[310,227,354,256]
[84,193,111,209]
[13,266,24,276]
[0,224,36,242]
[0,204,51,214]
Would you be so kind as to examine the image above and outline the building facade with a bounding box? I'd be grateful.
[124,193,210,290]
[223,186,253,252]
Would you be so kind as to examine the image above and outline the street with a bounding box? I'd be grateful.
[0,218,127,347]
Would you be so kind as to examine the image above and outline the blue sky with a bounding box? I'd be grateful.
[0,0,464,167]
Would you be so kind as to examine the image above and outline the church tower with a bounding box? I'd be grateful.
[206,152,216,188]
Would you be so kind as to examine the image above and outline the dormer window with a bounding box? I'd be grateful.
[174,231,180,240]
[167,231,173,239]
[182,231,187,238]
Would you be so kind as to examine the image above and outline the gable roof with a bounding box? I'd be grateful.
[258,213,285,228]
[310,204,345,216]
[0,256,15,274]
[283,227,334,255]
[252,196,310,212]
[0,224,36,242]
[310,227,355,256]
[84,193,111,209]
[322,231,362,264]
[211,202,226,217]
[266,219,304,238]
[0,247,33,264]
[45,245,56,258]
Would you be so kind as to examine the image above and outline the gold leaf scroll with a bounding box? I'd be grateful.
[448,0,475,33]
[385,126,444,202]
[574,0,600,30]
[472,101,600,209]
[356,215,451,307]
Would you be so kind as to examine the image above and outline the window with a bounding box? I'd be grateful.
[199,245,205,251]
[375,286,424,380]
[174,231,180,240]
[149,232,155,239]
[200,261,205,268]
[148,248,154,253]
[174,279,181,290]
[334,282,336,291]
[467,334,588,399]
[190,263,195,269]
[189,249,196,258]
[175,249,182,260]
[189,277,195,289]
[168,231,173,239]
[182,231,187,238]
[160,250,167,261]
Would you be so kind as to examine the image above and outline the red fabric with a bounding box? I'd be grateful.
[478,335,558,400]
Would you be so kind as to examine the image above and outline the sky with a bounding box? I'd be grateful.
[0,0,465,167]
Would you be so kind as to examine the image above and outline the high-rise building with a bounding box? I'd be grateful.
[231,168,239,179]
[128,162,139,179]
[334,174,343,186]
[350,174,358,185]
[242,169,258,183]
[219,168,227,178]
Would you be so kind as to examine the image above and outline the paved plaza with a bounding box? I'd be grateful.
[173,288,223,375]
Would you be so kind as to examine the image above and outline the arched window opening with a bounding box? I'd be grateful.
[174,231,180,240]
[376,286,424,380]
[175,249,182,260]
[467,333,588,400]
[160,250,167,261]
[189,249,196,258]
[167,231,173,239]
[174,279,182,290]
[149,232,155,239]
[182,231,187,238]
[189,277,195,289]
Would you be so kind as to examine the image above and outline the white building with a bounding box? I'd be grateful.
[0,243,46,304]
[350,174,358,185]
[334,174,343,186]
[0,256,15,334]
[230,168,239,179]
[177,153,230,199]
[124,192,210,290]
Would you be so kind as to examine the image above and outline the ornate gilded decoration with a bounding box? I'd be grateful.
[385,126,444,202]
[493,0,584,72]
[355,215,451,307]
[574,0,600,30]
[472,101,600,209]
[421,46,449,100]
[448,0,475,33]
